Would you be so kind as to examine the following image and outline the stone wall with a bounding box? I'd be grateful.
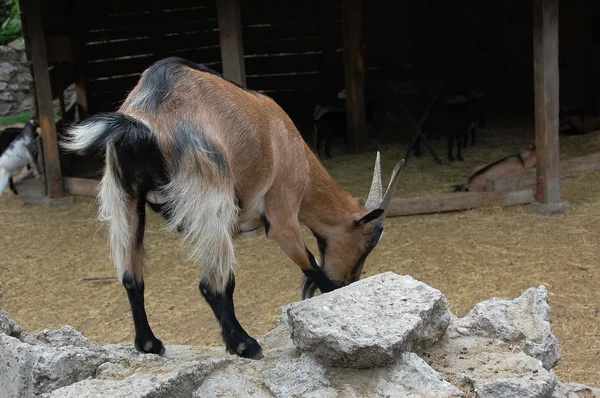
[0,42,76,118]
[0,43,34,117]
[1,272,599,397]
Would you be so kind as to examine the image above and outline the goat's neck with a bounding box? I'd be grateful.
[299,156,362,236]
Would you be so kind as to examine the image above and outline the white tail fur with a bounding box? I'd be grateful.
[61,120,108,153]
[98,145,133,281]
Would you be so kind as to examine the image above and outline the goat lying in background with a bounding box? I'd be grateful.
[63,57,405,361]
[0,121,40,197]
[452,144,536,192]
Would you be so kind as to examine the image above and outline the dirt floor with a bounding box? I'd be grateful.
[0,113,599,386]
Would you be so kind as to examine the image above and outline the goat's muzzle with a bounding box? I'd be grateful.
[300,272,343,300]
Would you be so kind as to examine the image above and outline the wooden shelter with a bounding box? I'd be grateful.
[17,0,599,213]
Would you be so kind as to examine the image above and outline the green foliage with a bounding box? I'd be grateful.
[0,111,30,126]
[0,0,22,46]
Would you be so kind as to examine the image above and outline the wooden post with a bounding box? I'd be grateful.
[217,0,246,87]
[532,0,568,214]
[20,0,67,201]
[341,0,365,154]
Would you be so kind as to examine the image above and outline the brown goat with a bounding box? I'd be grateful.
[453,144,536,192]
[62,57,405,360]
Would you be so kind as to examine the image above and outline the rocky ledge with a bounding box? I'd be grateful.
[1,272,598,397]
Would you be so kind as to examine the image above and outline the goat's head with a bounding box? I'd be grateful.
[301,153,406,299]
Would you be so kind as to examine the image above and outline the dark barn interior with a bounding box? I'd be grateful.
[16,0,600,205]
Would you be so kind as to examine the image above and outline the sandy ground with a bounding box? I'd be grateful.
[0,113,599,385]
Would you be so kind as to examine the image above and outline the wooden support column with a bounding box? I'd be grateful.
[21,0,68,202]
[532,0,569,214]
[341,0,365,154]
[217,0,246,87]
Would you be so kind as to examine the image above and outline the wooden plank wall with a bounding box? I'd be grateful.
[426,0,596,111]
[363,0,418,69]
[80,0,221,113]
[559,0,596,110]
[240,0,339,110]
[43,0,597,121]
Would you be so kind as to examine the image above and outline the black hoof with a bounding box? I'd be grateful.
[457,156,464,161]
[134,337,165,355]
[225,334,264,360]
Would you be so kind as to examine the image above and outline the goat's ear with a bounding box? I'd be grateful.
[528,143,535,150]
[354,209,384,226]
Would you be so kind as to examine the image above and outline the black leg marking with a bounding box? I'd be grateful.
[8,177,18,195]
[456,135,464,161]
[324,139,332,159]
[447,136,455,161]
[122,272,165,355]
[200,275,264,360]
[413,137,423,158]
[261,214,271,237]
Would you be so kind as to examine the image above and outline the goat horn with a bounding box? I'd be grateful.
[365,151,383,211]
[378,159,406,220]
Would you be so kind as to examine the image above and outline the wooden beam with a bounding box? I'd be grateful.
[20,0,65,199]
[64,177,99,197]
[488,152,600,191]
[386,189,536,218]
[341,0,365,154]
[217,0,246,86]
[533,0,561,204]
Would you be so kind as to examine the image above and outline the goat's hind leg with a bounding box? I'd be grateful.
[200,273,263,359]
[122,195,165,355]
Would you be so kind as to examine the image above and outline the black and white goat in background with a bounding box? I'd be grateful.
[62,57,405,361]
[0,121,41,197]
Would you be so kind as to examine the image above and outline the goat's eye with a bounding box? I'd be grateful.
[366,241,372,249]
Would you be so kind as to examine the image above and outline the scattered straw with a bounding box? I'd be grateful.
[0,112,598,385]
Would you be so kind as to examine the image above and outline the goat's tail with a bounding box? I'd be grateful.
[62,113,239,291]
[62,113,156,282]
[452,184,469,192]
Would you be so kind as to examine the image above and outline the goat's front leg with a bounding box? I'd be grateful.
[266,216,340,296]
[200,274,263,359]
[24,150,41,178]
